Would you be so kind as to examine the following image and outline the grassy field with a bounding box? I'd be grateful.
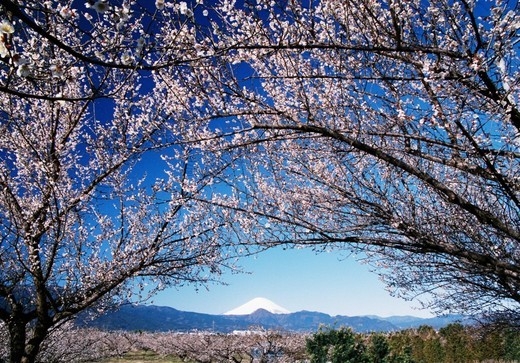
[97,351,185,363]
[95,351,520,363]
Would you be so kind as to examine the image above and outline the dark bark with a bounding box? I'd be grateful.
[7,316,26,363]
[6,318,50,363]
[21,322,48,363]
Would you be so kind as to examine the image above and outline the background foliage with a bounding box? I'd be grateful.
[1,321,519,363]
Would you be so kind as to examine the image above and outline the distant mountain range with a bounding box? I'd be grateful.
[81,304,468,333]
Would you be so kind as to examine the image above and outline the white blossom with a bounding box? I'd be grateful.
[50,64,64,78]
[59,6,77,19]
[179,1,188,15]
[120,51,133,65]
[138,37,146,47]
[0,41,8,58]
[155,0,165,10]
[0,20,14,34]
[89,1,109,13]
[16,63,31,77]
[116,5,130,22]
[15,56,31,77]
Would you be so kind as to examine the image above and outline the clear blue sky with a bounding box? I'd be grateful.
[150,246,435,318]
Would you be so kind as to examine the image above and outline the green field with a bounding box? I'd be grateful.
[97,351,185,363]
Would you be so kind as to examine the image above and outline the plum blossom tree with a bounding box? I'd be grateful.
[148,330,308,363]
[0,1,253,362]
[32,324,125,363]
[158,0,520,322]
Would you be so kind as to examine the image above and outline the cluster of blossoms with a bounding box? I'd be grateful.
[0,19,13,58]
[0,16,70,80]
[155,0,191,14]
[0,19,32,77]
[85,0,130,30]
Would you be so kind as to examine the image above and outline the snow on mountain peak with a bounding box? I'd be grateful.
[223,297,291,315]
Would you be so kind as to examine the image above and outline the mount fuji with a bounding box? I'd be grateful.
[223,297,291,315]
[84,298,468,333]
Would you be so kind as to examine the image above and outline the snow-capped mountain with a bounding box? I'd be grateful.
[223,297,291,315]
[83,304,467,333]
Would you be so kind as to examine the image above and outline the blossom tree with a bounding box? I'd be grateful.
[149,330,308,362]
[0,1,253,362]
[159,0,520,321]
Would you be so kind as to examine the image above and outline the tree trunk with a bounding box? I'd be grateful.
[20,322,48,363]
[6,317,49,363]
[7,318,26,363]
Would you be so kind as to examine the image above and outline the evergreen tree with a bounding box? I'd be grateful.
[306,327,368,363]
[367,333,390,363]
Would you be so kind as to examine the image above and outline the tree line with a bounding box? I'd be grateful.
[306,324,520,363]
[1,321,519,362]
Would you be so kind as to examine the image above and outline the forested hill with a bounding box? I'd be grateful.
[80,305,466,333]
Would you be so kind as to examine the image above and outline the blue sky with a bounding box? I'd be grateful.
[150,246,435,318]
